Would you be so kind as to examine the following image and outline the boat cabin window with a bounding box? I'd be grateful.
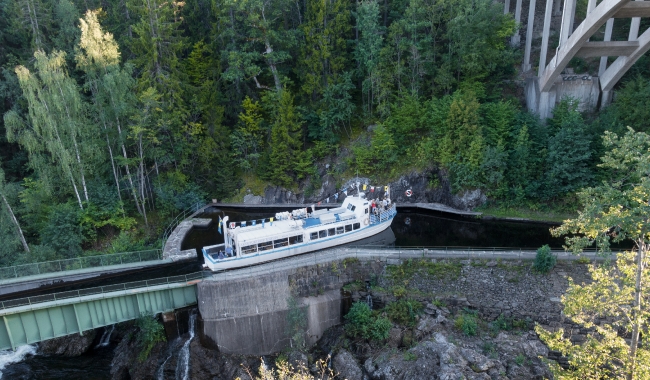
[242,245,257,255]
[274,238,288,248]
[345,224,352,232]
[365,208,369,214]
[310,232,319,240]
[328,228,335,236]
[289,235,303,245]
[353,222,360,230]
[319,230,327,238]
[347,204,356,211]
[336,226,344,234]
[258,241,273,251]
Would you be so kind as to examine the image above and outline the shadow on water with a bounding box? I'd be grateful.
[181,206,566,258]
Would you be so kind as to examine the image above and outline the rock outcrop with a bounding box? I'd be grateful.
[244,169,487,211]
[38,329,97,356]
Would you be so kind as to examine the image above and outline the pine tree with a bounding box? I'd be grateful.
[354,0,383,115]
[231,96,265,172]
[223,0,297,92]
[269,88,302,187]
[299,0,351,100]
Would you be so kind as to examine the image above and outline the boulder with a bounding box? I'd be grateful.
[333,349,364,380]
[38,329,97,357]
[460,348,496,372]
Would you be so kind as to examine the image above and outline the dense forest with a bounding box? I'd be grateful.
[0,0,649,266]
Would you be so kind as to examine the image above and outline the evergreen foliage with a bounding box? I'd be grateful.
[135,314,166,362]
[533,244,556,274]
[344,301,391,341]
[0,0,645,269]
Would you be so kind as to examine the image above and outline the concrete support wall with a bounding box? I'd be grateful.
[197,260,380,355]
[526,76,600,118]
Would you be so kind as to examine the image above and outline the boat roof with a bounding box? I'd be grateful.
[230,195,370,243]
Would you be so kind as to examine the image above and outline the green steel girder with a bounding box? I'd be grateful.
[0,284,197,350]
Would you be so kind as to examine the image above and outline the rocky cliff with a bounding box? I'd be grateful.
[243,168,486,211]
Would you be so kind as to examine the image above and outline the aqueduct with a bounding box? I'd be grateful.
[505,0,650,118]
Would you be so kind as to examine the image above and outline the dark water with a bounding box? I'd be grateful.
[181,206,565,255]
[3,206,565,378]
[0,344,113,379]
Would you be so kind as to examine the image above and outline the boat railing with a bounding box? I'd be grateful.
[370,205,397,224]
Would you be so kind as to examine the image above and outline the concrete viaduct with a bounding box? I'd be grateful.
[506,0,650,118]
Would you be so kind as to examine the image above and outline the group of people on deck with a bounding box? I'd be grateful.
[214,246,234,260]
[370,197,391,216]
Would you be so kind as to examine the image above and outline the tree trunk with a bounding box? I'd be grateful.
[56,85,89,202]
[40,98,84,209]
[138,134,149,227]
[628,240,645,379]
[264,38,282,92]
[0,192,30,253]
[104,129,124,209]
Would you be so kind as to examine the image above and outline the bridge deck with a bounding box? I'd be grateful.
[0,273,202,350]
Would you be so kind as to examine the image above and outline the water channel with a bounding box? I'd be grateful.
[2,207,564,378]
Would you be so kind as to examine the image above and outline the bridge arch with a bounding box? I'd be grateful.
[518,0,650,118]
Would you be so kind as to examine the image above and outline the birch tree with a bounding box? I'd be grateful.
[76,10,145,218]
[0,166,29,253]
[129,87,164,226]
[537,128,650,379]
[6,50,91,209]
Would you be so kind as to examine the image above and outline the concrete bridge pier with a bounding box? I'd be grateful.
[197,269,350,355]
[523,0,650,118]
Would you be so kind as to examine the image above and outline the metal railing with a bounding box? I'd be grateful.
[370,205,397,224]
[160,202,205,250]
[0,249,162,281]
[207,245,609,282]
[0,271,205,311]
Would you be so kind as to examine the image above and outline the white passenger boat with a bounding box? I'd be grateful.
[201,193,396,271]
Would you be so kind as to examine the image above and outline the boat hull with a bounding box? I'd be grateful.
[203,217,394,271]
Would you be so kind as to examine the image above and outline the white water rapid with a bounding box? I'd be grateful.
[0,345,37,378]
[95,325,115,348]
[175,312,196,380]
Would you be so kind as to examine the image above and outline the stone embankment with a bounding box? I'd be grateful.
[162,217,211,261]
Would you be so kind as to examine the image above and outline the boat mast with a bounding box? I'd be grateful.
[222,216,230,249]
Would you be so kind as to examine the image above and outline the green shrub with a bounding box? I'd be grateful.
[391,285,408,298]
[344,302,391,341]
[533,244,556,273]
[482,341,498,358]
[135,314,166,362]
[386,300,423,327]
[403,351,417,361]
[369,317,392,341]
[490,314,512,334]
[515,353,526,366]
[454,310,478,336]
